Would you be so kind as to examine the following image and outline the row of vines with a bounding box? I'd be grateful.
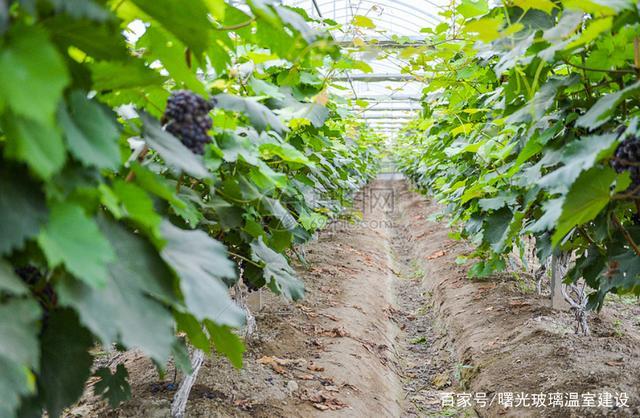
[396,0,640,315]
[0,1,381,417]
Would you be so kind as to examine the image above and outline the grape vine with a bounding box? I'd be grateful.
[395,0,640,314]
[0,1,381,417]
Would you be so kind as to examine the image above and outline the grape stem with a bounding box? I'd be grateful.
[612,157,640,167]
[611,214,640,257]
[216,19,255,31]
[227,251,262,268]
[562,59,636,75]
[125,145,149,182]
[176,173,184,193]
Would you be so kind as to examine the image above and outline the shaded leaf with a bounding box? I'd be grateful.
[159,221,245,326]
[576,81,640,130]
[38,203,115,287]
[552,167,617,245]
[40,309,94,418]
[0,170,48,255]
[250,237,304,300]
[205,322,245,368]
[0,260,28,295]
[93,364,131,408]
[59,91,121,170]
[0,25,69,124]
[56,217,177,363]
[141,113,210,179]
[2,115,66,180]
[130,0,211,54]
[214,94,286,134]
[457,0,489,18]
[90,61,164,91]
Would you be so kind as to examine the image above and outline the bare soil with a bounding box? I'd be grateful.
[71,180,640,418]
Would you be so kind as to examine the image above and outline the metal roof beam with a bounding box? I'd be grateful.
[338,40,431,49]
[346,94,421,102]
[361,116,415,120]
[360,108,419,112]
[333,73,417,82]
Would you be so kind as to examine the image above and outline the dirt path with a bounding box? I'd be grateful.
[72,180,640,418]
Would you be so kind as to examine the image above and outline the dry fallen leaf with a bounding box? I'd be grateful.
[432,372,450,389]
[426,250,446,260]
[233,399,253,410]
[317,326,350,337]
[308,362,325,372]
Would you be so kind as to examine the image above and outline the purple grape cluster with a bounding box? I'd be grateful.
[612,137,640,195]
[163,91,214,155]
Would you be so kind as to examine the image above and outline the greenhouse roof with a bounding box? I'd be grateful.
[284,0,449,136]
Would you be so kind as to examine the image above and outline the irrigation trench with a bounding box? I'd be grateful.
[81,178,640,417]
[313,178,467,417]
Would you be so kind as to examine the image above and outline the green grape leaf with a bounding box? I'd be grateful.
[2,114,66,180]
[175,312,210,353]
[90,61,165,91]
[566,16,612,50]
[0,169,48,255]
[138,27,206,95]
[205,321,245,368]
[40,309,94,418]
[248,77,286,100]
[0,355,36,418]
[93,364,132,408]
[508,76,579,123]
[204,0,226,19]
[217,132,260,165]
[56,217,177,363]
[0,260,28,295]
[563,0,633,14]
[457,0,489,18]
[0,298,41,369]
[38,203,115,288]
[44,16,129,60]
[159,221,245,326]
[214,94,287,134]
[250,237,304,300]
[259,143,310,164]
[141,113,210,179]
[0,25,69,124]
[576,81,640,130]
[48,0,111,21]
[513,0,556,13]
[130,0,211,54]
[275,5,318,43]
[527,198,563,233]
[483,207,513,252]
[112,180,162,234]
[478,193,517,211]
[605,240,640,294]
[262,197,298,230]
[538,133,618,193]
[58,91,121,170]
[130,164,185,208]
[0,298,40,417]
[287,103,330,128]
[352,15,375,28]
[171,338,193,375]
[552,167,617,245]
